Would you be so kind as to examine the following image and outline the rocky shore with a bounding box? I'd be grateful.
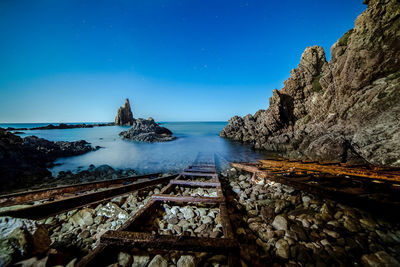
[0,128,100,192]
[220,0,400,167]
[1,168,399,266]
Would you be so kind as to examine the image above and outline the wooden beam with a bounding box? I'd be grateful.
[259,159,400,182]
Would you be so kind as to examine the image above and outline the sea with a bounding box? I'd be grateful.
[1,122,270,175]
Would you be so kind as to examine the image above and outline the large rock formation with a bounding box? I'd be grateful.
[119,118,176,142]
[115,98,134,126]
[221,0,400,167]
[0,128,99,191]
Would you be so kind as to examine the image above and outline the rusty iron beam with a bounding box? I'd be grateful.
[76,244,107,267]
[0,174,178,220]
[259,159,400,182]
[0,172,161,207]
[100,231,239,253]
[169,180,221,187]
[219,203,234,239]
[181,172,218,178]
[151,194,224,203]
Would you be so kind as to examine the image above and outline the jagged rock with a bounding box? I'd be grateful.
[119,118,176,142]
[220,0,400,167]
[115,98,134,126]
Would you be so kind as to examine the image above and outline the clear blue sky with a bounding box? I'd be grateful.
[0,0,366,122]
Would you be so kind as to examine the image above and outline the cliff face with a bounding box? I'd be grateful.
[115,98,134,126]
[221,0,400,166]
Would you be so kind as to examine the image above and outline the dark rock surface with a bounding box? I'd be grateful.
[115,98,134,126]
[119,118,176,142]
[221,0,400,167]
[0,128,99,191]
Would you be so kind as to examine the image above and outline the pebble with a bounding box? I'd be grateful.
[148,255,168,267]
[272,215,288,231]
[132,255,150,267]
[177,255,196,267]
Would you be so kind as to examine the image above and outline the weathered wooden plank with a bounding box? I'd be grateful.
[259,159,400,182]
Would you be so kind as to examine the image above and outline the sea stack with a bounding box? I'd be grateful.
[115,98,134,126]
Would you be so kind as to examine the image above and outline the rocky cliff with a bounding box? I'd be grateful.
[115,98,134,126]
[221,0,400,166]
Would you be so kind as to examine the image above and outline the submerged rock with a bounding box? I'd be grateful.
[220,0,400,167]
[119,118,176,142]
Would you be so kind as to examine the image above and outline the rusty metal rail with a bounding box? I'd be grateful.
[78,154,239,267]
[232,160,400,219]
[0,172,161,207]
[0,174,177,219]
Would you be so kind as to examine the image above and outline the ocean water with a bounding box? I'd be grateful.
[1,122,270,174]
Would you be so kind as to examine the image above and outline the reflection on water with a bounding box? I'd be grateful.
[3,122,269,174]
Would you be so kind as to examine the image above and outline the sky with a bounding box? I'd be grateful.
[0,0,366,123]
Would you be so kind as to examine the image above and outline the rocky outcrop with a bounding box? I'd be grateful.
[115,98,134,126]
[221,0,400,167]
[119,118,176,142]
[0,128,99,191]
[6,122,114,131]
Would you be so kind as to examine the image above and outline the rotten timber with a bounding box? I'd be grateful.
[260,159,400,182]
[0,174,177,220]
[232,161,400,219]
